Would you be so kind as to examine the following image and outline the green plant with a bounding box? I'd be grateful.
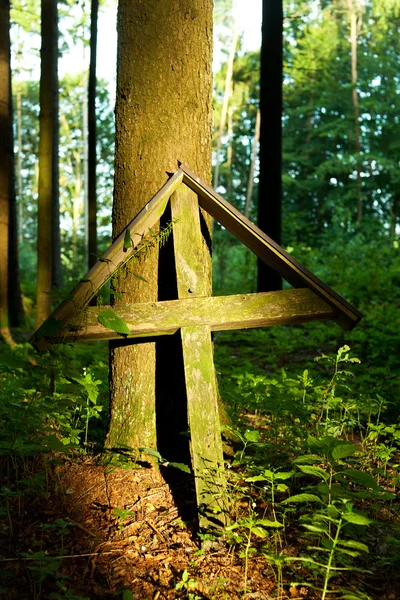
[226,513,283,593]
[175,569,204,599]
[281,436,380,599]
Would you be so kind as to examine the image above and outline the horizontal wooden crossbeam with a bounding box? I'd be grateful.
[43,288,336,343]
[179,163,363,331]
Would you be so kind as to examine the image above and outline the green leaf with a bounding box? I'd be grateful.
[275,471,294,480]
[297,465,329,481]
[123,228,132,250]
[245,475,266,482]
[292,454,321,464]
[98,309,131,336]
[342,513,372,526]
[331,443,357,460]
[277,483,289,492]
[139,447,163,461]
[168,462,191,474]
[336,539,369,552]
[281,493,323,504]
[131,273,149,283]
[122,590,135,600]
[110,290,123,300]
[251,526,268,538]
[244,429,260,443]
[302,523,329,533]
[256,519,283,528]
[336,469,379,489]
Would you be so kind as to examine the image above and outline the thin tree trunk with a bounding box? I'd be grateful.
[213,26,239,189]
[16,75,23,244]
[88,0,98,269]
[0,0,15,344]
[107,0,213,452]
[82,70,89,263]
[226,82,233,201]
[51,2,61,288]
[390,194,399,238]
[347,0,362,225]
[258,0,282,292]
[36,0,59,327]
[8,69,25,327]
[72,150,82,254]
[245,107,260,218]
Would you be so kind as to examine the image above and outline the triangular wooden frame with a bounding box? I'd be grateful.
[30,164,362,349]
[29,165,362,531]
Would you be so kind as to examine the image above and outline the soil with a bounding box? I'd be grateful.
[1,456,310,600]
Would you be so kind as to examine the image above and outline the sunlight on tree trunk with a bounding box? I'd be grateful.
[245,107,260,219]
[347,0,363,225]
[0,0,16,345]
[36,0,59,328]
[107,0,213,451]
[88,0,98,269]
[213,25,239,190]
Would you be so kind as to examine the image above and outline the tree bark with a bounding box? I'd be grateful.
[258,0,282,292]
[107,0,213,451]
[88,0,98,269]
[36,0,60,328]
[0,0,15,344]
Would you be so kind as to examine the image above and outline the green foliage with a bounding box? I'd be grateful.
[97,308,130,336]
[217,343,399,598]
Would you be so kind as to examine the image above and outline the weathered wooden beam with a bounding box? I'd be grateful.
[30,170,184,350]
[181,325,226,528]
[44,288,336,343]
[179,163,362,331]
[171,185,226,531]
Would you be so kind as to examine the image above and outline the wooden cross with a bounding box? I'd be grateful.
[30,164,362,530]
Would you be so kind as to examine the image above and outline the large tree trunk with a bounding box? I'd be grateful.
[36,0,59,328]
[88,0,98,269]
[107,0,213,451]
[0,0,15,344]
[258,0,282,292]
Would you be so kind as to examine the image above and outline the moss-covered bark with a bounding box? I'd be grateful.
[107,0,213,450]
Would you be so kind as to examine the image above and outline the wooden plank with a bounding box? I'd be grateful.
[171,186,226,530]
[181,325,226,529]
[179,163,363,331]
[170,184,210,297]
[30,170,184,350]
[46,288,336,343]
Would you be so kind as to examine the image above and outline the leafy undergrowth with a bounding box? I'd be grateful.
[1,339,400,599]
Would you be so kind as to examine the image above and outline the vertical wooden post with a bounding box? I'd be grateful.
[171,185,226,530]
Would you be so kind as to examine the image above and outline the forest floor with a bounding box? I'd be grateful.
[3,446,400,600]
[1,330,400,599]
[3,455,298,600]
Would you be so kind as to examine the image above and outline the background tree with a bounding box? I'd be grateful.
[107,0,213,451]
[257,0,282,292]
[88,0,98,269]
[35,0,60,328]
[0,0,15,344]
